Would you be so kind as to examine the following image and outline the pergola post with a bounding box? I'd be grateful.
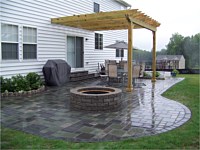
[127,21,134,92]
[152,31,156,82]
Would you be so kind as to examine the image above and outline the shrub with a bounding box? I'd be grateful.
[26,72,43,90]
[1,76,4,92]
[156,71,160,77]
[12,74,31,92]
[1,73,43,93]
[143,72,160,78]
[172,69,179,74]
[1,76,15,93]
[143,72,151,77]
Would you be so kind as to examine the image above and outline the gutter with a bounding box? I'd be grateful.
[115,0,132,8]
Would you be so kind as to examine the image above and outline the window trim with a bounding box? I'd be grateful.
[95,33,103,50]
[22,26,38,60]
[94,2,100,13]
[116,49,124,58]
[1,23,20,61]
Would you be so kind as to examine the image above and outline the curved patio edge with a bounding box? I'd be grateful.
[1,77,191,142]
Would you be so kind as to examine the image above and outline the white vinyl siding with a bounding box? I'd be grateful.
[0,0,128,78]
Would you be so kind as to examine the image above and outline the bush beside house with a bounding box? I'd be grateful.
[1,73,44,96]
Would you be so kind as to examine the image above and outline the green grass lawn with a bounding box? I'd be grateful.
[1,74,199,149]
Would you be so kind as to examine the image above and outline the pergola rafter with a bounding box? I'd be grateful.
[51,9,160,91]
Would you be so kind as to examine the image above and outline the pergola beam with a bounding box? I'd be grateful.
[51,9,138,24]
[127,16,157,31]
[81,25,142,31]
[81,25,128,31]
[61,19,143,31]
[62,18,127,27]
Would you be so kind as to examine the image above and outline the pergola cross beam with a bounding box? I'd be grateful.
[127,15,157,31]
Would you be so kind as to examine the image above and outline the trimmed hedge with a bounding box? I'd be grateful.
[1,73,43,93]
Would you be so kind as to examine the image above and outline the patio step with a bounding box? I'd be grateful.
[70,71,95,82]
[70,71,88,77]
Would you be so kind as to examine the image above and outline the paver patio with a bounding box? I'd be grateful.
[1,78,191,142]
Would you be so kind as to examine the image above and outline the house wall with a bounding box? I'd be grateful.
[0,0,128,78]
[179,56,185,69]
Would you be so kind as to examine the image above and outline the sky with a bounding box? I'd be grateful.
[124,0,200,51]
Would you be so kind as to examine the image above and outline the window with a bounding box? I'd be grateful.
[94,2,100,13]
[1,23,18,60]
[95,33,103,49]
[23,26,37,59]
[116,49,124,57]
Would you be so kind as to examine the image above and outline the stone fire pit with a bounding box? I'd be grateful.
[70,86,122,112]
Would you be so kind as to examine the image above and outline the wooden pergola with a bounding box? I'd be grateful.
[51,9,160,92]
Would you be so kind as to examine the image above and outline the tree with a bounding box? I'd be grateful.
[183,33,200,68]
[166,33,184,55]
[134,32,200,69]
[133,50,152,63]
[157,48,167,55]
[157,32,200,69]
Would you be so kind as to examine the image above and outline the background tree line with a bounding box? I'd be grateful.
[133,33,200,69]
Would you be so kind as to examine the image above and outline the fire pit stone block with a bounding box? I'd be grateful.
[70,86,122,112]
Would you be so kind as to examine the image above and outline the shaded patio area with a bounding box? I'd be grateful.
[1,78,191,142]
[51,9,161,91]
